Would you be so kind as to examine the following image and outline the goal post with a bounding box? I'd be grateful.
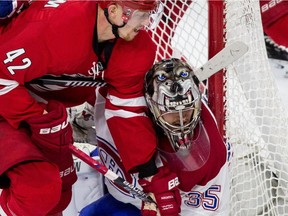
[207,0,225,136]
[150,0,288,215]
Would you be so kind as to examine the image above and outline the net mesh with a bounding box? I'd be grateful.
[149,0,288,215]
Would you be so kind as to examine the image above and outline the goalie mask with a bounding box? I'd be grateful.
[145,58,210,171]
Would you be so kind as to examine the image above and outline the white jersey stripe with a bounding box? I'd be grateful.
[105,109,147,120]
[108,94,147,107]
[0,78,19,95]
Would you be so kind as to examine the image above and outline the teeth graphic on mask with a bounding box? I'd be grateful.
[164,92,193,111]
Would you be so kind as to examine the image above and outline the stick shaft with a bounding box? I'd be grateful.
[195,41,248,81]
[30,75,106,87]
[69,145,155,204]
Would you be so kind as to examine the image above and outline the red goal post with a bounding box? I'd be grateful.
[149,0,288,215]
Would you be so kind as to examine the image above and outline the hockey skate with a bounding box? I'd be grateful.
[265,34,288,78]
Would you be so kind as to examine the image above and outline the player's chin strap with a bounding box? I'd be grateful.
[104,8,126,38]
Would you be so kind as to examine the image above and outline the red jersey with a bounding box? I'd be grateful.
[0,1,157,172]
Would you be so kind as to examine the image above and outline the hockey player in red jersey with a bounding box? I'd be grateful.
[93,58,230,215]
[0,1,164,215]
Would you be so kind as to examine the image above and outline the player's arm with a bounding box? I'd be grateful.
[0,45,48,127]
[0,28,52,127]
[0,10,65,127]
[104,36,157,172]
[104,32,181,215]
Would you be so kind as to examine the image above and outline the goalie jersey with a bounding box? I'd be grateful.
[94,95,231,216]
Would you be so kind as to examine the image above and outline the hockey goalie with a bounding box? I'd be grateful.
[78,58,232,216]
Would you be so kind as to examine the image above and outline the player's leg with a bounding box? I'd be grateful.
[0,119,67,216]
[0,161,62,216]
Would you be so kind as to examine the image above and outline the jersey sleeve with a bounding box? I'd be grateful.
[0,16,53,127]
[0,1,74,127]
[103,31,158,172]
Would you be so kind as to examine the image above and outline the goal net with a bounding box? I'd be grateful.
[150,0,288,215]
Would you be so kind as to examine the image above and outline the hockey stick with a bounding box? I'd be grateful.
[194,41,248,81]
[30,41,248,86]
[29,75,106,87]
[69,145,156,204]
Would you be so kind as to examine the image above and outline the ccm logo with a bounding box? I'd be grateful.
[39,120,69,134]
[168,177,180,190]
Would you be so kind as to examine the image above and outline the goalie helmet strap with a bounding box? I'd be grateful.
[104,8,126,38]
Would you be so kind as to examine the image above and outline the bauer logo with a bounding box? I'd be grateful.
[60,165,75,178]
[168,177,179,190]
[261,0,283,13]
[39,119,69,134]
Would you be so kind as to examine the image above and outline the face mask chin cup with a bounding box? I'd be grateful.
[158,122,210,172]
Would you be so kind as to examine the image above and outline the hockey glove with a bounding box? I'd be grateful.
[26,100,77,190]
[71,108,97,145]
[138,166,181,216]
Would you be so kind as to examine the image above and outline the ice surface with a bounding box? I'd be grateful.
[269,59,288,108]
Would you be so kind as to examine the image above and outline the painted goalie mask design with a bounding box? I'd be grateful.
[145,58,210,171]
